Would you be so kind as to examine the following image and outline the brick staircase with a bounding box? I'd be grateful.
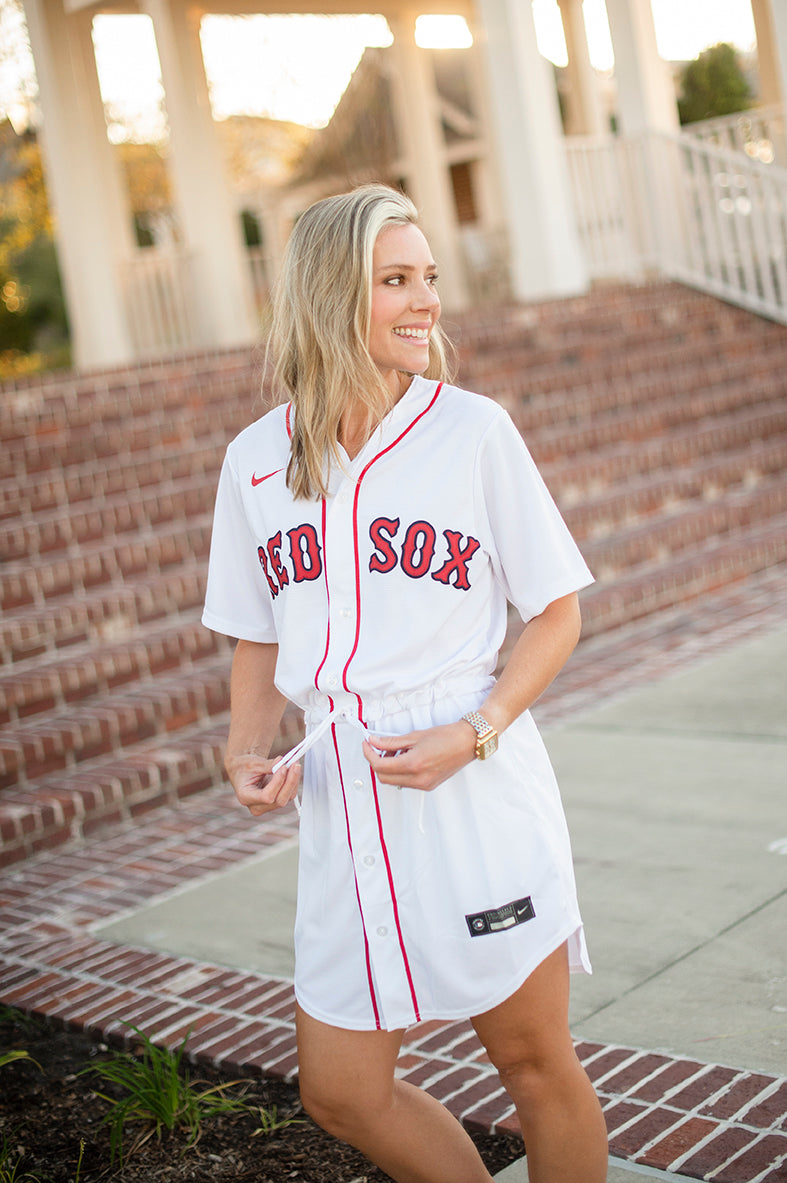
[2,281,786,867]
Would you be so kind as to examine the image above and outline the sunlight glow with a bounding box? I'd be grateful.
[415,15,473,50]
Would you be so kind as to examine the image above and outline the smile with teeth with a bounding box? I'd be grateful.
[393,327,430,339]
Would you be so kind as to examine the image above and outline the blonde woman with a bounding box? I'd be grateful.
[203,184,608,1183]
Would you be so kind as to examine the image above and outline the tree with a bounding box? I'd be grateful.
[678,43,752,126]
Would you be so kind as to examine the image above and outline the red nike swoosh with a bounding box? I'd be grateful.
[251,468,283,487]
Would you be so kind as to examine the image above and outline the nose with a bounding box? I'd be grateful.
[413,278,440,312]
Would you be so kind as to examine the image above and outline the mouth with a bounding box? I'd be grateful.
[392,327,430,341]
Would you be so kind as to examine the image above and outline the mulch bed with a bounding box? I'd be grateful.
[0,1009,524,1181]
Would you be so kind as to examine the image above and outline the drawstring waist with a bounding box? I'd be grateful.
[273,679,494,826]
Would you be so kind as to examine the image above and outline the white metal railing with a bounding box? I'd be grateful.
[119,249,199,358]
[681,104,786,167]
[565,129,787,324]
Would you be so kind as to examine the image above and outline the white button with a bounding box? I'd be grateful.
[326,675,338,688]
[363,855,375,867]
[340,607,352,618]
[376,926,388,937]
[353,778,364,790]
[338,490,350,504]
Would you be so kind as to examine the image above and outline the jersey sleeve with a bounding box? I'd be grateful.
[474,408,593,623]
[201,447,278,643]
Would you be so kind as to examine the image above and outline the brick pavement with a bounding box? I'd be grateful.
[1,563,786,1182]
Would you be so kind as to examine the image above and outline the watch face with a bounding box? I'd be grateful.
[478,732,498,759]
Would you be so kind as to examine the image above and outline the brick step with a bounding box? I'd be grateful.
[461,318,786,402]
[0,514,213,614]
[541,418,787,501]
[0,611,233,726]
[499,514,787,661]
[0,560,208,667]
[0,649,234,790]
[454,281,782,352]
[0,396,254,484]
[0,437,226,522]
[530,397,787,467]
[0,699,307,868]
[2,348,255,434]
[489,341,785,422]
[579,514,787,638]
[0,475,218,563]
[557,435,787,536]
[578,473,787,575]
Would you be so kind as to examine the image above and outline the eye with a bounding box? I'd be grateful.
[427,273,439,285]
[384,275,405,286]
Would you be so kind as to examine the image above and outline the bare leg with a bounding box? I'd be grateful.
[296,1004,493,1183]
[472,943,608,1183]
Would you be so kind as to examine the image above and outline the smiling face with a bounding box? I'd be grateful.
[368,222,441,397]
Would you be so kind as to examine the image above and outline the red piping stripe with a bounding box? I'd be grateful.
[332,724,381,1029]
[339,382,443,1023]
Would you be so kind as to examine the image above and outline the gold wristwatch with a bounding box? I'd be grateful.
[462,711,498,760]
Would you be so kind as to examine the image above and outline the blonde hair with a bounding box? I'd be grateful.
[267,184,455,500]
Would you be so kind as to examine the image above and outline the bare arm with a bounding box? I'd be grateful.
[224,639,301,816]
[364,591,582,791]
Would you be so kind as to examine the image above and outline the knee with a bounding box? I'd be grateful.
[492,1043,581,1106]
[299,1075,387,1142]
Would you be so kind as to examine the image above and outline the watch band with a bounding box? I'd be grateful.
[462,711,499,760]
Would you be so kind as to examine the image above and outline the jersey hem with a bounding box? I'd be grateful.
[294,919,590,1033]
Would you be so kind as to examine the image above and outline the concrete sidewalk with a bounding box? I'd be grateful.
[94,624,787,1178]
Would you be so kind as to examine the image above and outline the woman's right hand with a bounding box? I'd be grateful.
[225,753,302,817]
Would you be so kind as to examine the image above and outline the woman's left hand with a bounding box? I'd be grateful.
[362,721,477,793]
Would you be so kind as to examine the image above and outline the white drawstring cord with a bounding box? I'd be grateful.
[271,708,375,816]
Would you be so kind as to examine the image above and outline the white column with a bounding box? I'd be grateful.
[605,0,679,133]
[474,0,588,302]
[143,0,257,348]
[22,0,136,369]
[386,8,469,311]
[751,0,787,108]
[557,0,606,135]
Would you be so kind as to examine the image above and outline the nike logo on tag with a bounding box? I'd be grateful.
[251,469,282,487]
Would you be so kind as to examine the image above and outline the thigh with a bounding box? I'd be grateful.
[471,941,575,1073]
[296,1003,405,1113]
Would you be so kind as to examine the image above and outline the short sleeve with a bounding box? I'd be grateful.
[202,449,278,643]
[474,409,593,623]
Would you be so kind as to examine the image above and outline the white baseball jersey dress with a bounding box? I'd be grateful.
[202,376,594,1032]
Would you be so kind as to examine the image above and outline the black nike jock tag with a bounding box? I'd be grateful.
[466,896,535,937]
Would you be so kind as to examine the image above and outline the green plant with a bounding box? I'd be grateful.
[251,1103,307,1137]
[0,1050,41,1072]
[0,1132,37,1183]
[81,1026,250,1164]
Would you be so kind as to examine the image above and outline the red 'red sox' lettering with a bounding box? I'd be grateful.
[260,517,480,597]
[369,517,479,589]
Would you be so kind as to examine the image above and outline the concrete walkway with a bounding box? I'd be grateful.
[93,624,787,1180]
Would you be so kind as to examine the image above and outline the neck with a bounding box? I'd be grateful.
[338,373,413,459]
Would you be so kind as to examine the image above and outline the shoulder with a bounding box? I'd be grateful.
[224,402,292,469]
[429,379,509,433]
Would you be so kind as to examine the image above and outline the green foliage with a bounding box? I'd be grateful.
[251,1102,306,1137]
[80,1026,251,1165]
[678,42,752,125]
[0,1050,41,1072]
[0,1132,38,1183]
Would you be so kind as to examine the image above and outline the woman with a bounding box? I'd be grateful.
[202,184,608,1183]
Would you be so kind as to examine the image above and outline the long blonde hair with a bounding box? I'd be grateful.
[267,184,455,500]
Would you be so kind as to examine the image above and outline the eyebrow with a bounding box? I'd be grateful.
[375,261,437,272]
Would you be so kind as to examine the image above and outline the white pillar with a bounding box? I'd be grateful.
[605,0,679,133]
[143,0,257,348]
[557,0,606,135]
[751,0,787,108]
[474,0,588,302]
[386,8,470,311]
[22,0,136,369]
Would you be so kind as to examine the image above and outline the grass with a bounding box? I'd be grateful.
[80,1025,253,1164]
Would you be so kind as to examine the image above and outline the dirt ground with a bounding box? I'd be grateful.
[0,1009,524,1181]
